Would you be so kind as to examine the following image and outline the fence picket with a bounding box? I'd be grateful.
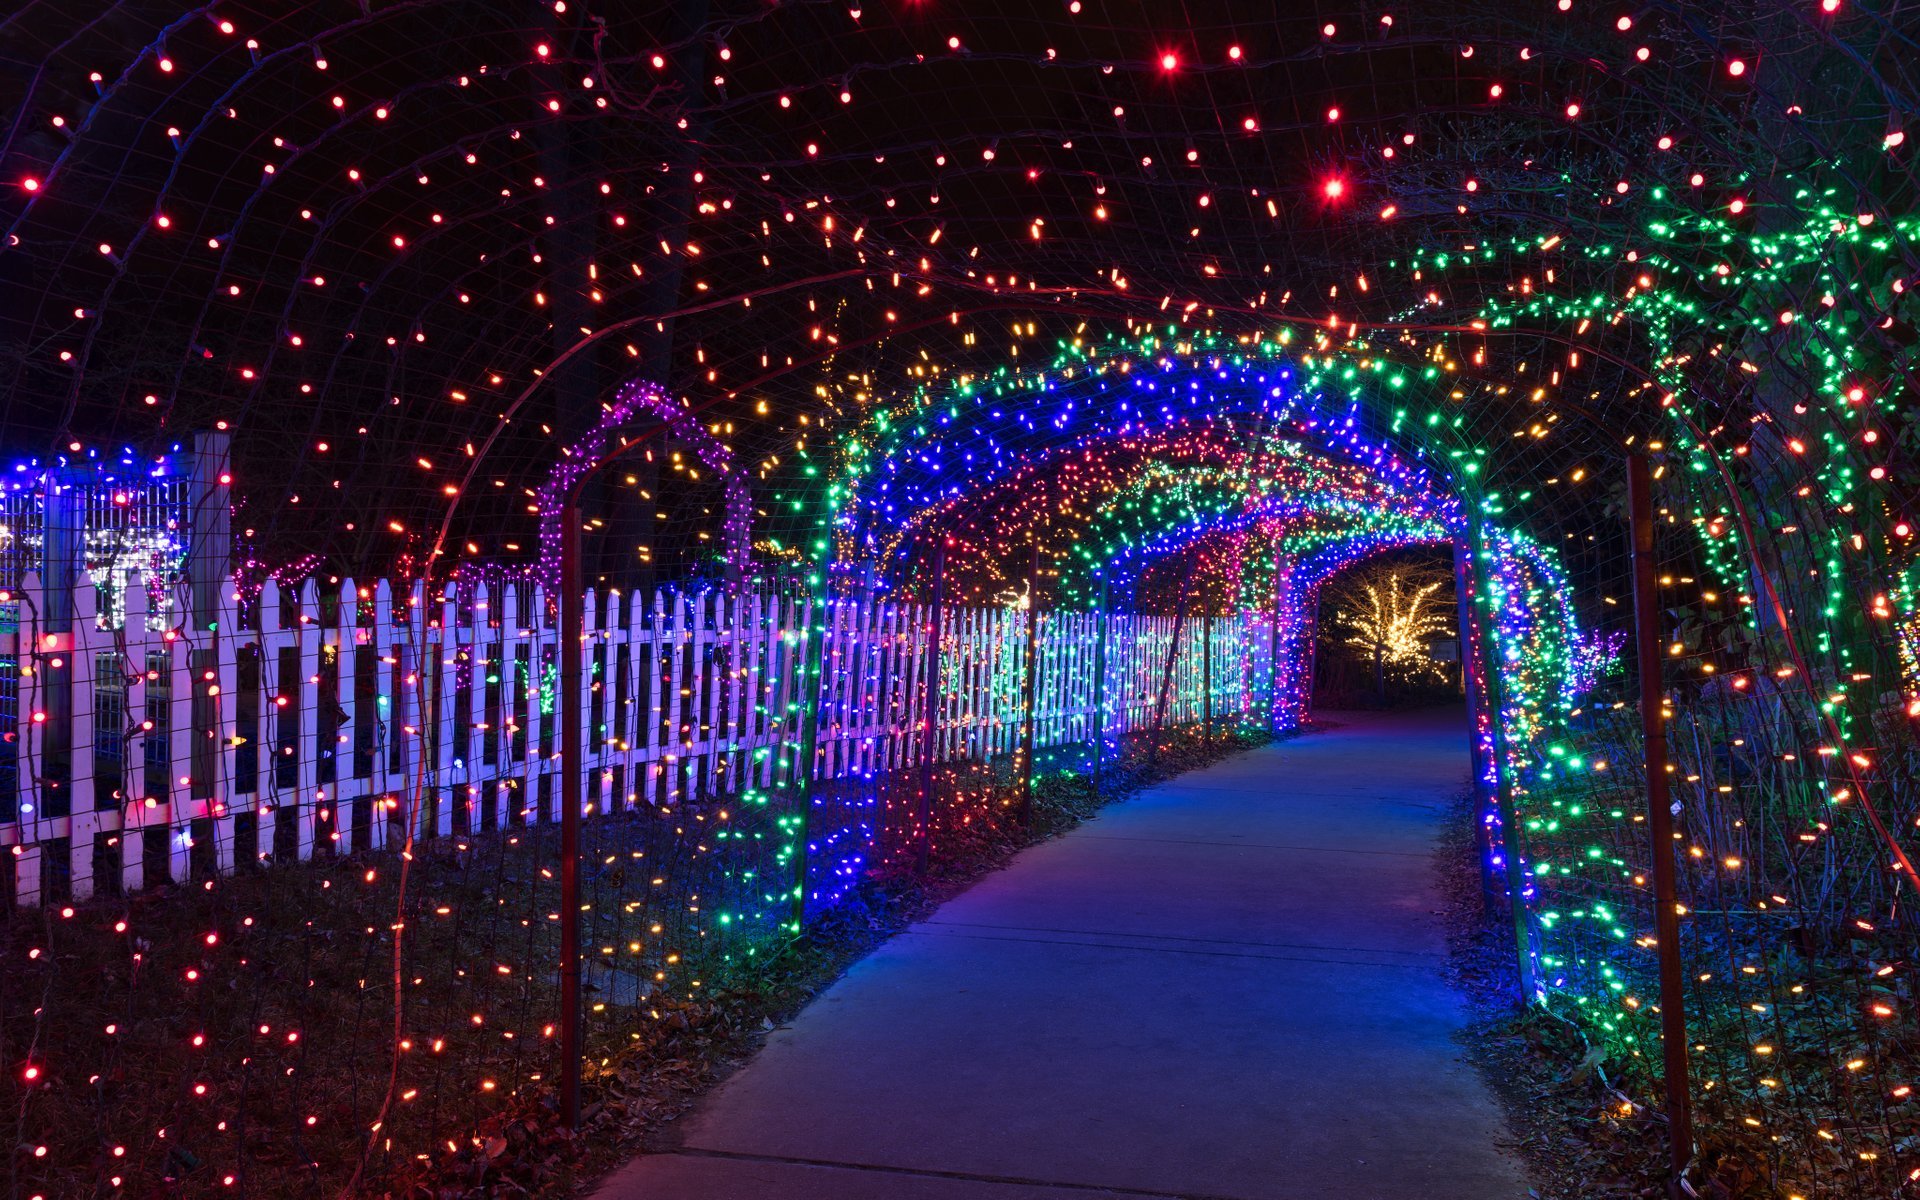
[0,567,1266,906]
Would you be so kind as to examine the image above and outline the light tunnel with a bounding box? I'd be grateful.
[815,335,1615,764]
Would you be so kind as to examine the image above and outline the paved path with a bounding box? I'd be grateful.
[594,709,1530,1200]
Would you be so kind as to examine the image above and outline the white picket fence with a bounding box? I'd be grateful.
[0,573,1273,908]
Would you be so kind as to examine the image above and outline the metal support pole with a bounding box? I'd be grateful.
[1298,586,1320,727]
[1628,454,1695,1188]
[916,539,945,871]
[1268,555,1289,736]
[1148,559,1197,768]
[1200,594,1213,743]
[558,500,583,1131]
[188,431,233,635]
[39,474,78,813]
[1465,515,1539,1003]
[1017,540,1041,820]
[187,434,233,821]
[1455,540,1499,912]
[1088,572,1110,783]
[788,544,832,929]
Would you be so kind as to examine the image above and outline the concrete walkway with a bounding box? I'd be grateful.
[594,709,1530,1200]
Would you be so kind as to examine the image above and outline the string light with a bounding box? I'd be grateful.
[3,0,1918,1193]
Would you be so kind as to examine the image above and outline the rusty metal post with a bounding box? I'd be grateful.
[558,499,583,1131]
[1628,454,1695,1188]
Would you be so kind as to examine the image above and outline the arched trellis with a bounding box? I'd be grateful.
[816,355,1618,1043]
[1271,533,1460,733]
[530,374,755,597]
[820,351,1617,793]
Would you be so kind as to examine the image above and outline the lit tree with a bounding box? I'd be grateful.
[1322,557,1456,699]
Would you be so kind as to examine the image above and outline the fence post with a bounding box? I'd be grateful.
[558,501,583,1131]
[1628,453,1695,1188]
[916,538,945,871]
